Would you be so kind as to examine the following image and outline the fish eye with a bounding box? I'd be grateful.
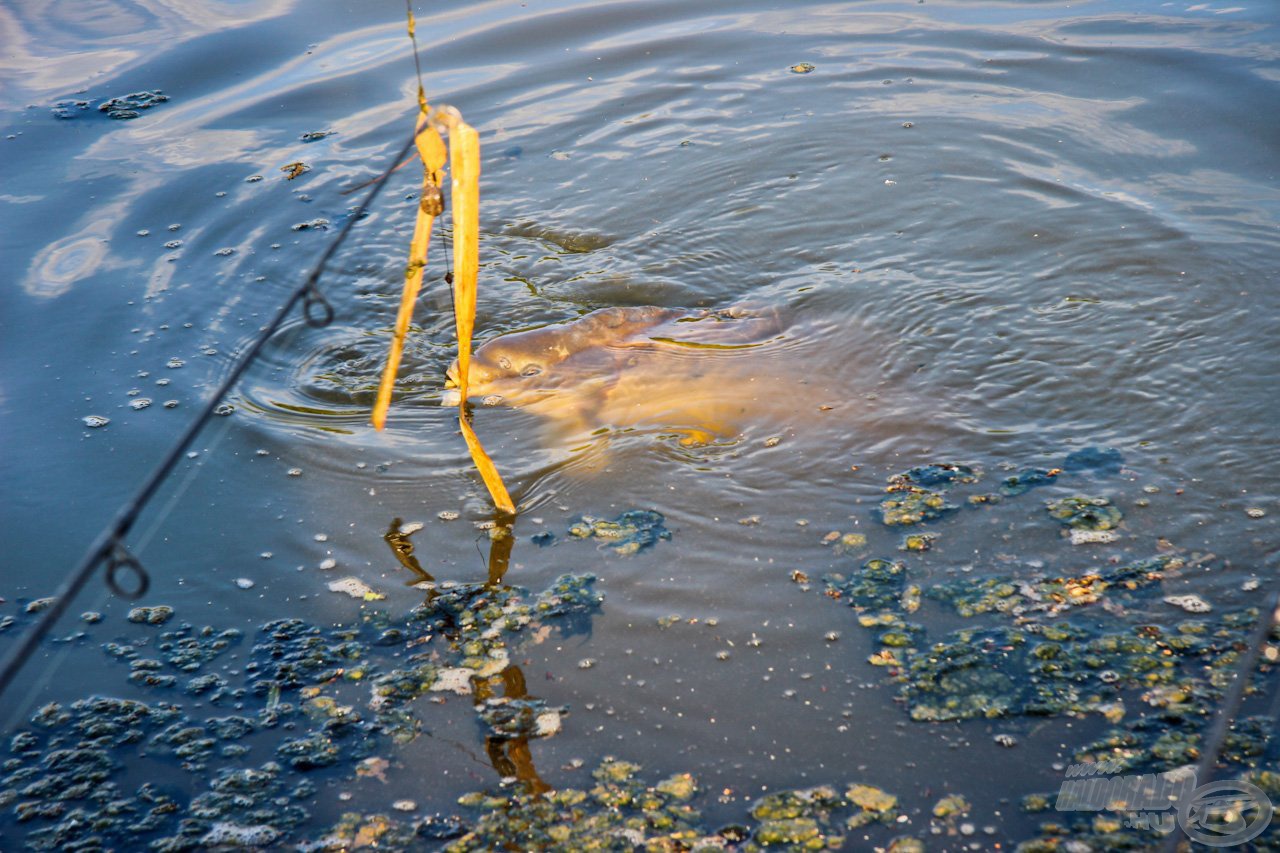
[521,364,542,377]
[498,356,512,370]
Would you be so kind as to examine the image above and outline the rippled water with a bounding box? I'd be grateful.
[2,0,1279,847]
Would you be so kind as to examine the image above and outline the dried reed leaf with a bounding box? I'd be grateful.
[371,117,447,430]
[450,122,480,402]
[449,121,513,514]
[372,105,513,515]
[460,416,515,515]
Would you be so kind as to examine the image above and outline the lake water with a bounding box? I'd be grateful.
[2,0,1278,848]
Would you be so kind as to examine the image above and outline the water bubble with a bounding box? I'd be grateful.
[136,229,150,237]
[82,415,110,428]
[234,578,255,589]
[167,223,181,231]
[213,403,234,416]
[156,378,169,386]
[902,121,914,128]
[164,240,182,249]
[1246,507,1266,518]
[163,400,179,408]
[314,533,328,542]
[166,357,184,369]
[127,389,141,396]
[245,175,263,183]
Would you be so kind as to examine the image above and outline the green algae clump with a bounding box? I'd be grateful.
[1045,495,1122,531]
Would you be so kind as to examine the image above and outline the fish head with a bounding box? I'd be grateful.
[441,306,681,405]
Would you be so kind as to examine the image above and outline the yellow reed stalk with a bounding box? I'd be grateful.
[371,106,514,515]
[371,116,447,430]
[450,121,515,514]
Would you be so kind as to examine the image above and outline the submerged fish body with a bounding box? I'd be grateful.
[444,305,837,445]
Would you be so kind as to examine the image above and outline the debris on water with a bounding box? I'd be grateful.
[824,558,907,612]
[823,531,868,556]
[277,732,340,770]
[327,577,383,600]
[932,793,970,819]
[235,577,255,589]
[281,162,311,179]
[1062,446,1124,475]
[878,489,956,527]
[1045,495,1122,531]
[1000,468,1059,496]
[291,218,330,231]
[51,98,93,119]
[438,510,460,521]
[430,668,474,695]
[97,90,169,119]
[566,509,671,555]
[1246,507,1266,518]
[299,130,335,142]
[899,532,937,552]
[26,597,56,614]
[166,357,184,368]
[213,403,234,416]
[994,733,1018,748]
[200,822,281,848]
[82,415,110,428]
[1070,529,1118,545]
[790,62,816,74]
[129,397,152,410]
[1164,594,1212,613]
[888,463,978,489]
[127,606,174,625]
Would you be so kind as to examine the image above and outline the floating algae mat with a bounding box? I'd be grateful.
[0,574,604,850]
[2,451,1278,850]
[816,453,1280,848]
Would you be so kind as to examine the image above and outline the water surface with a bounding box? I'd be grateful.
[2,0,1278,847]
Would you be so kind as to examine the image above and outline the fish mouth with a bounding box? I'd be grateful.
[442,361,461,406]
